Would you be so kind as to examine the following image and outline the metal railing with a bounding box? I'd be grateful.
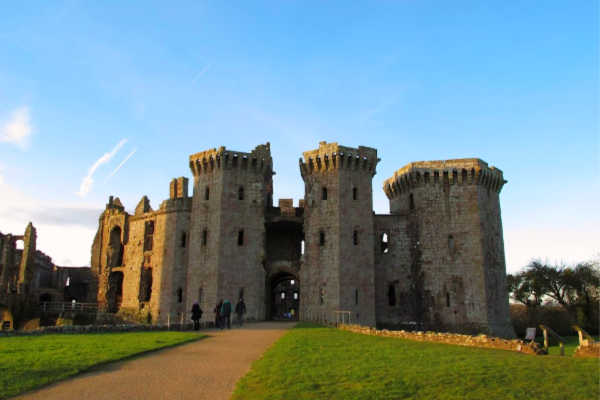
[40,302,98,314]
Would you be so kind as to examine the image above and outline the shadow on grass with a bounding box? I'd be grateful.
[12,334,207,399]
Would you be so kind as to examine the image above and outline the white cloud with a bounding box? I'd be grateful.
[0,106,32,149]
[77,139,127,197]
[105,148,137,182]
[0,173,99,266]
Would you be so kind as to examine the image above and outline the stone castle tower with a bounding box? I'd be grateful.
[90,141,514,337]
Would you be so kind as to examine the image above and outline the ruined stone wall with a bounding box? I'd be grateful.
[92,197,129,311]
[300,142,378,326]
[373,214,413,327]
[383,159,514,337]
[187,144,272,323]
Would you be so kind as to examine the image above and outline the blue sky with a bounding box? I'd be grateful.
[0,1,598,271]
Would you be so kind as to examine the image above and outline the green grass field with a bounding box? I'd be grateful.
[233,323,599,400]
[0,331,203,399]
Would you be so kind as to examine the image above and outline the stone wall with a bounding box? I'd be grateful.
[373,214,413,327]
[339,324,544,355]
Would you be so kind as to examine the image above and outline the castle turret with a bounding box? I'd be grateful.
[300,141,379,326]
[186,143,273,321]
[383,158,515,337]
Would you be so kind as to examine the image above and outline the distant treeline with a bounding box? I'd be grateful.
[507,259,599,335]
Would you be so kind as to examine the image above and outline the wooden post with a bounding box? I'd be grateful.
[542,327,549,351]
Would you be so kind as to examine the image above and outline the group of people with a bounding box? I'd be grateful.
[190,298,247,331]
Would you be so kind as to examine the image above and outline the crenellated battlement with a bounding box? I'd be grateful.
[189,143,273,177]
[299,141,379,178]
[383,158,506,199]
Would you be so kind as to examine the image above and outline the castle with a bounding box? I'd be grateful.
[1,223,94,330]
[91,141,515,338]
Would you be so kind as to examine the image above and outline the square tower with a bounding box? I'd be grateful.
[299,142,379,326]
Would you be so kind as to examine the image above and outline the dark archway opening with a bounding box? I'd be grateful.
[268,272,299,320]
[108,226,123,267]
[107,271,124,313]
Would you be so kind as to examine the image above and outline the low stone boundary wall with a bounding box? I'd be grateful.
[573,343,600,358]
[339,324,545,355]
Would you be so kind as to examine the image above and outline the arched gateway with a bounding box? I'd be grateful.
[267,271,299,320]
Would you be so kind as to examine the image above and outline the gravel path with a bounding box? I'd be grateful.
[14,321,294,400]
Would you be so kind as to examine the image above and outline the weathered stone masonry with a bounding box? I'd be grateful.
[91,142,515,337]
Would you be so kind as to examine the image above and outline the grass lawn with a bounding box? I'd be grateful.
[233,323,599,400]
[0,331,203,399]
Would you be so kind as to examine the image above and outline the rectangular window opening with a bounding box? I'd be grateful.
[238,229,244,246]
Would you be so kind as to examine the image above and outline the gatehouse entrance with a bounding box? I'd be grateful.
[268,272,299,320]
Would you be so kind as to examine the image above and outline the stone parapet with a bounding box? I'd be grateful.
[299,141,379,177]
[189,143,273,177]
[338,324,545,355]
[383,158,506,198]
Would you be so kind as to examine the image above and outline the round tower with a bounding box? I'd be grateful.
[383,158,515,338]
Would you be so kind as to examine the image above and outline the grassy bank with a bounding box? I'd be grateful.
[233,323,598,400]
[0,331,203,399]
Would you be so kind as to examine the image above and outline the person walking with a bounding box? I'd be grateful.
[221,299,232,329]
[214,300,223,329]
[191,302,203,331]
[235,298,247,327]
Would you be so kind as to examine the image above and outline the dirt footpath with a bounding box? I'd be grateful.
[14,321,294,400]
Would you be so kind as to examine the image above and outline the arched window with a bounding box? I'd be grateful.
[238,186,244,200]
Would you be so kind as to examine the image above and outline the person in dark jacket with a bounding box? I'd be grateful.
[191,302,203,331]
[221,299,232,329]
[214,300,223,329]
[235,298,247,327]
